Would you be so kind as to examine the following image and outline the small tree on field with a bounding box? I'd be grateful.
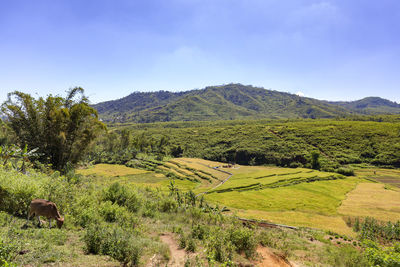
[311,151,321,170]
[1,88,106,171]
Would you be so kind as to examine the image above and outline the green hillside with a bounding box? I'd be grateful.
[330,97,400,114]
[98,119,400,170]
[93,84,356,122]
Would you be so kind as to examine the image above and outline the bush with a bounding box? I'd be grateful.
[102,182,142,213]
[364,240,400,267]
[229,227,257,258]
[142,201,157,218]
[159,197,178,213]
[191,224,207,240]
[336,167,355,176]
[99,201,130,223]
[326,245,368,267]
[0,238,17,267]
[71,193,101,227]
[179,234,186,249]
[84,224,104,254]
[205,228,234,263]
[0,169,42,216]
[186,237,196,252]
[84,224,142,266]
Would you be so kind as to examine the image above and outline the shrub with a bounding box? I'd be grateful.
[186,237,196,253]
[364,240,400,267]
[206,228,234,263]
[289,162,303,168]
[159,197,178,213]
[258,231,276,248]
[229,227,257,258]
[336,167,355,176]
[0,169,42,216]
[326,245,368,267]
[142,201,157,218]
[191,224,207,240]
[0,237,17,267]
[84,224,104,254]
[102,182,142,213]
[71,193,101,227]
[84,224,142,266]
[179,234,186,249]
[99,201,130,223]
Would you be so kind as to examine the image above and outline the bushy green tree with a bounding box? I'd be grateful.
[311,151,321,170]
[1,88,106,171]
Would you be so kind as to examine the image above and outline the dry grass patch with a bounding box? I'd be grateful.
[237,210,354,237]
[173,158,229,179]
[77,163,148,177]
[338,182,400,222]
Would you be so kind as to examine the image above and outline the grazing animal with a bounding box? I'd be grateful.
[27,199,64,229]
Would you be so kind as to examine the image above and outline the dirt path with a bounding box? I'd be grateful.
[159,233,186,267]
[254,246,293,267]
[195,165,233,196]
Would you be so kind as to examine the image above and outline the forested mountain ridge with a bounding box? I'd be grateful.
[329,97,400,115]
[93,84,399,123]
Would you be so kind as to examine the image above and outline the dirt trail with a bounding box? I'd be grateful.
[195,163,235,196]
[159,233,186,267]
[255,246,293,267]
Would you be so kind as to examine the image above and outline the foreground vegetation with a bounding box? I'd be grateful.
[2,165,400,266]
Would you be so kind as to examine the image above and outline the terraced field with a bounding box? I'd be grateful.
[355,168,400,188]
[77,159,400,236]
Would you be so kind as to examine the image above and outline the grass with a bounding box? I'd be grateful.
[76,160,400,236]
[2,162,396,266]
[355,168,400,188]
[338,183,400,221]
[237,210,355,237]
[212,166,336,192]
[77,163,149,177]
[172,158,229,179]
[0,212,120,266]
[206,177,359,214]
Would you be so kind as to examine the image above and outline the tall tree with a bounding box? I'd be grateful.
[1,88,106,171]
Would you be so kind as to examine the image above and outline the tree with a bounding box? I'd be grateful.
[1,88,106,171]
[311,151,321,170]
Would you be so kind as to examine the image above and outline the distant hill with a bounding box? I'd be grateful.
[329,97,400,115]
[93,84,399,123]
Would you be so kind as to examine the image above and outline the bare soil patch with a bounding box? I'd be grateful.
[254,246,293,267]
[159,233,186,267]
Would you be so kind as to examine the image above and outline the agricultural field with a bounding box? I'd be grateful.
[354,168,400,188]
[76,158,400,237]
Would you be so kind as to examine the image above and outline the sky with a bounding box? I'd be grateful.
[0,0,399,104]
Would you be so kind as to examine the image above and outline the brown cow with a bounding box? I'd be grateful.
[27,199,64,229]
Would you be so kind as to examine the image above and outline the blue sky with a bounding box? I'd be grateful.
[1,0,399,104]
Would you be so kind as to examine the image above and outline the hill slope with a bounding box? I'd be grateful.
[93,84,399,123]
[330,97,400,114]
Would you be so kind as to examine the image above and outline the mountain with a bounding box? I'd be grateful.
[329,97,400,115]
[93,84,398,123]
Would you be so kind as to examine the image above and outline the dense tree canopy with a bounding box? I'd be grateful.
[1,88,106,171]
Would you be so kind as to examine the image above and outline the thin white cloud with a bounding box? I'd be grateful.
[296,91,305,97]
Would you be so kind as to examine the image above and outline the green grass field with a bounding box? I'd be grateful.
[77,159,400,236]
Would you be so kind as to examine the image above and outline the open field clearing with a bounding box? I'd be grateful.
[77,161,400,236]
[236,210,354,237]
[206,177,361,234]
[77,163,149,177]
[172,158,229,180]
[211,166,336,192]
[338,183,400,221]
[355,168,400,188]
